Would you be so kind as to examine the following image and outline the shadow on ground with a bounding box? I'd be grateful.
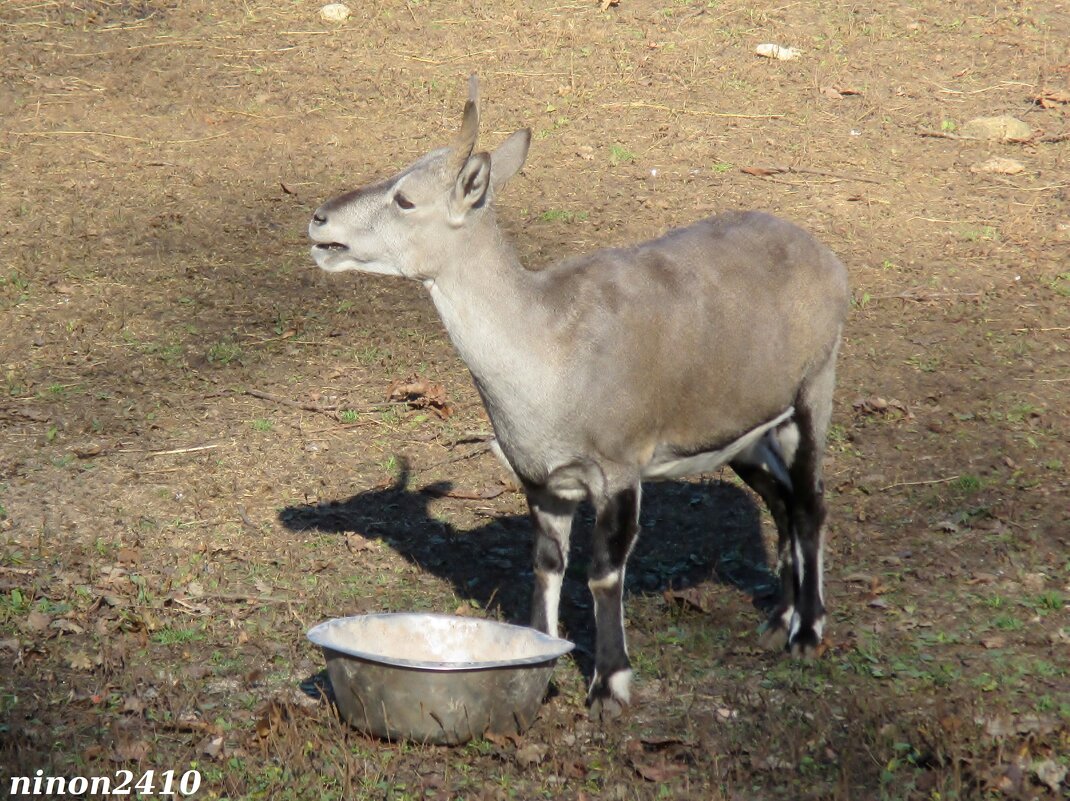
[280,463,777,678]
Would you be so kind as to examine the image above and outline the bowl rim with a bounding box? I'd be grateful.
[307,612,575,672]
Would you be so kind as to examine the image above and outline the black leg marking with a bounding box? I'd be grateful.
[528,492,576,637]
[731,455,796,651]
[784,402,828,658]
[587,484,641,720]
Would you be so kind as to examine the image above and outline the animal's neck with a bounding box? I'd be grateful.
[426,220,558,411]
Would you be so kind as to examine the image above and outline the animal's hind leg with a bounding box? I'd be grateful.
[587,481,641,721]
[527,491,577,637]
[785,346,838,657]
[730,430,796,651]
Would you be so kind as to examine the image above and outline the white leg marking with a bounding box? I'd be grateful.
[591,669,633,704]
[776,422,800,467]
[537,570,563,635]
[817,536,825,606]
[607,669,633,704]
[812,615,825,641]
[788,608,802,640]
[793,538,805,589]
[588,570,621,592]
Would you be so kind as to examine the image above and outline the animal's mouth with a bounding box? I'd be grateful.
[313,242,349,253]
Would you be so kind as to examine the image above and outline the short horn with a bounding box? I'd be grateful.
[448,75,480,173]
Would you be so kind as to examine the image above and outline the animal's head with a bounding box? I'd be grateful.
[309,75,530,282]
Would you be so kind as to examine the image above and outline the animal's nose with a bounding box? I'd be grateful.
[311,209,328,225]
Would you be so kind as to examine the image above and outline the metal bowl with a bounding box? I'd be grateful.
[308,613,574,745]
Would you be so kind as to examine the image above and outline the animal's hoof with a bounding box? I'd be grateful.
[586,668,631,722]
[757,616,790,652]
[587,694,626,723]
[788,626,824,659]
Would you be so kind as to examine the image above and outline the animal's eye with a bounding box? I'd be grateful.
[393,193,415,210]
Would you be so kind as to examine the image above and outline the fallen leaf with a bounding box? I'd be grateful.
[387,375,452,417]
[980,713,1058,737]
[853,396,911,417]
[25,611,51,632]
[53,617,85,635]
[664,586,715,614]
[345,532,374,552]
[482,730,521,749]
[821,85,862,98]
[110,738,151,762]
[980,635,1006,649]
[1033,88,1070,108]
[67,650,95,671]
[624,737,695,782]
[565,759,588,779]
[198,734,225,759]
[122,696,146,715]
[740,165,784,177]
[254,699,290,739]
[515,743,548,768]
[183,664,211,680]
[1020,572,1046,593]
[1032,759,1068,792]
[72,442,104,458]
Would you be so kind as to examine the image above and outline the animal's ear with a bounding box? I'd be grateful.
[490,128,531,193]
[449,151,491,225]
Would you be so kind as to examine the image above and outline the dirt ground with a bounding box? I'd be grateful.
[1,1,1068,799]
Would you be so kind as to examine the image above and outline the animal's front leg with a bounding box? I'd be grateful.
[528,492,576,637]
[587,483,641,721]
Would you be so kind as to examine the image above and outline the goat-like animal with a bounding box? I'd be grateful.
[309,77,849,719]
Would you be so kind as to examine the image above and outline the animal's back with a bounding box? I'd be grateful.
[537,210,848,465]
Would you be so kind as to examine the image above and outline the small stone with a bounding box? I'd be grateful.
[961,115,1032,141]
[755,43,800,61]
[319,3,351,22]
[970,156,1024,175]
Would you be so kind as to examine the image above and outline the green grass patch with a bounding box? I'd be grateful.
[152,626,206,646]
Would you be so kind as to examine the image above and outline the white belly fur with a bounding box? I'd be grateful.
[641,407,795,480]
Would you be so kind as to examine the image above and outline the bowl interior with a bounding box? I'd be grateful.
[308,613,574,671]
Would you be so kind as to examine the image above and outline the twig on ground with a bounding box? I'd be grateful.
[118,443,221,456]
[868,289,984,302]
[880,475,960,492]
[740,164,881,184]
[244,388,419,420]
[244,388,338,414]
[422,443,492,471]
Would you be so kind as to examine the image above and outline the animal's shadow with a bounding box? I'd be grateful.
[280,465,777,679]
